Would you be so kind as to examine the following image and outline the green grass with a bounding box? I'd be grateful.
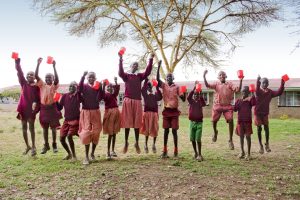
[0,107,299,199]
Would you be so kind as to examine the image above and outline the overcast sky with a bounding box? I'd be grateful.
[1,1,299,88]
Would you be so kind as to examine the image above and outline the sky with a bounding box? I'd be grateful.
[0,1,299,88]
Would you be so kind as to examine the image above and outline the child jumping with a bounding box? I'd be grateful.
[118,52,154,154]
[102,77,121,160]
[157,64,186,158]
[57,81,81,161]
[140,74,162,154]
[234,86,256,160]
[78,71,103,165]
[203,70,243,150]
[187,82,206,161]
[35,58,61,154]
[255,75,284,154]
[15,58,40,156]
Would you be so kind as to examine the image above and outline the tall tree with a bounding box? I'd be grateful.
[33,0,279,75]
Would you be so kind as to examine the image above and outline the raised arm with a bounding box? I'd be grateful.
[255,75,261,96]
[203,70,209,88]
[272,79,285,97]
[140,53,154,80]
[141,77,149,98]
[118,53,127,81]
[52,60,59,85]
[35,57,43,81]
[15,58,26,86]
[155,86,163,101]
[187,89,194,104]
[237,77,243,92]
[156,60,163,87]
[79,71,88,93]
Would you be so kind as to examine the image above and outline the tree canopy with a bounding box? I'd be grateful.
[33,0,279,75]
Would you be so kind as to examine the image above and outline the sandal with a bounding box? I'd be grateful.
[160,151,169,159]
[83,158,89,165]
[212,131,218,142]
[111,151,118,157]
[152,145,157,153]
[31,148,37,157]
[123,142,129,154]
[245,155,252,161]
[63,155,72,160]
[238,152,245,159]
[134,143,141,154]
[144,145,149,154]
[228,140,234,150]
[259,146,264,154]
[265,143,271,152]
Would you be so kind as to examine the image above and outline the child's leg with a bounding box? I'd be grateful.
[172,129,178,157]
[264,125,271,152]
[28,120,36,149]
[246,135,251,157]
[257,125,264,154]
[41,127,50,154]
[197,141,202,157]
[112,134,116,152]
[107,135,112,157]
[212,121,218,142]
[228,120,234,150]
[91,143,97,160]
[83,144,90,164]
[191,141,197,158]
[144,135,149,153]
[134,128,141,153]
[51,128,58,153]
[160,128,169,158]
[21,120,31,154]
[60,136,71,159]
[67,135,76,158]
[152,137,157,153]
[123,128,130,153]
[239,133,245,158]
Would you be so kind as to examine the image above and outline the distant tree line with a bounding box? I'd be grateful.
[0,89,21,102]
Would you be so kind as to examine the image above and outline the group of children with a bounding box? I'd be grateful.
[14,54,285,164]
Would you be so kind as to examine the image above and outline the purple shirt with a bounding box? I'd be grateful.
[255,79,284,115]
[141,80,162,112]
[16,63,40,118]
[79,76,103,110]
[59,92,81,121]
[234,96,256,123]
[118,58,153,100]
[103,85,120,109]
[187,90,206,122]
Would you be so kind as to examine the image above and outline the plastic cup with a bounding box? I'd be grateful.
[47,56,53,64]
[196,83,202,93]
[93,81,100,90]
[118,47,126,55]
[103,79,109,85]
[180,85,187,93]
[152,79,158,87]
[282,74,289,82]
[249,84,255,92]
[11,52,19,60]
[53,93,61,102]
[237,70,244,79]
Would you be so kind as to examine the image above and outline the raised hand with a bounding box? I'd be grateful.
[114,76,118,84]
[37,57,42,65]
[203,70,208,77]
[52,60,56,66]
[83,71,88,77]
[15,58,21,65]
[257,75,261,81]
[150,52,155,58]
[118,52,123,58]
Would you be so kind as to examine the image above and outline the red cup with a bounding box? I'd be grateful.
[195,83,202,93]
[53,92,61,102]
[282,74,289,82]
[237,70,244,79]
[118,47,126,55]
[152,79,158,87]
[180,85,187,93]
[103,79,109,85]
[11,52,19,60]
[93,81,100,90]
[249,84,255,92]
[47,56,53,64]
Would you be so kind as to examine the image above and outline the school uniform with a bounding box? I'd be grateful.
[118,57,153,128]
[102,85,121,135]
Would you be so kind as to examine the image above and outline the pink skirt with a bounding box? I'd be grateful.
[78,109,102,145]
[103,107,121,135]
[121,97,143,128]
[140,111,159,137]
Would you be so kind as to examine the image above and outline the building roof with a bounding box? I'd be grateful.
[1,78,300,93]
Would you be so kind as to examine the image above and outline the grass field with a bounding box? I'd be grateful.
[0,104,299,199]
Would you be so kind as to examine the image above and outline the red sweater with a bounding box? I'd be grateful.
[187,90,206,122]
[118,58,153,100]
[103,85,120,109]
[234,96,256,123]
[141,80,162,112]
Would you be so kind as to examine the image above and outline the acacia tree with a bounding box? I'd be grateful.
[33,0,279,75]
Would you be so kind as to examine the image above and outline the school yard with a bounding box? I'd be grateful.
[0,104,299,200]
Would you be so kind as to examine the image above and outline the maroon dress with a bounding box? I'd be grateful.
[15,63,40,121]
